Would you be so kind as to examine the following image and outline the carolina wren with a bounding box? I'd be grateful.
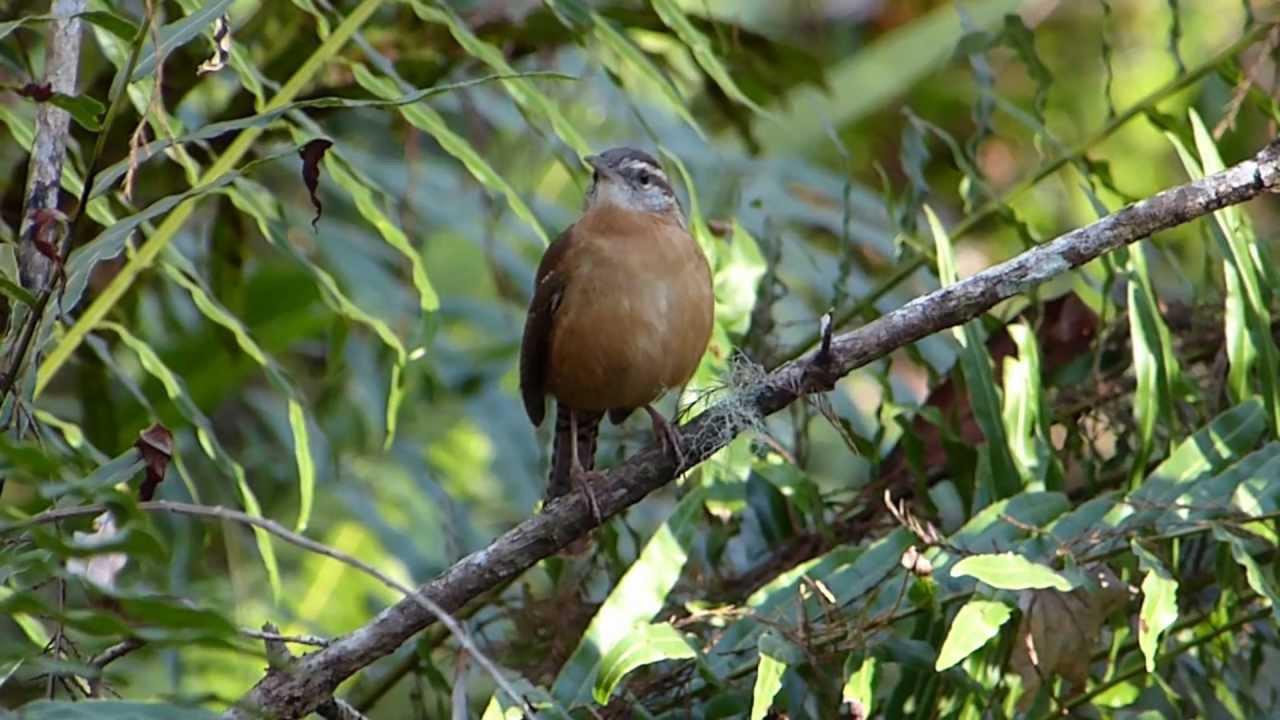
[519,147,714,519]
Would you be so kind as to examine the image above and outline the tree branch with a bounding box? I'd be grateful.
[208,137,1280,718]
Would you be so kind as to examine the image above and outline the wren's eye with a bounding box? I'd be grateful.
[636,170,652,187]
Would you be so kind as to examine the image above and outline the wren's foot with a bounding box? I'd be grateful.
[569,460,604,526]
[643,404,686,473]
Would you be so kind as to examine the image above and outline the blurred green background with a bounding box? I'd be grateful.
[2,0,1279,717]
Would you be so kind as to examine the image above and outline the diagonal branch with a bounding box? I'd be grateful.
[224,137,1280,719]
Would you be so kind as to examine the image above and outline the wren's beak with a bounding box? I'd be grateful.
[585,155,619,181]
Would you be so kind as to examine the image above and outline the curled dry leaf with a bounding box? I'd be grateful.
[1009,564,1133,709]
[16,82,54,101]
[135,423,174,501]
[299,138,335,230]
[66,513,128,590]
[196,14,232,75]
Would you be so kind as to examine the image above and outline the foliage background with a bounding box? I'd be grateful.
[1,0,1279,717]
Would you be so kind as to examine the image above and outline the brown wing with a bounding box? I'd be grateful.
[519,225,577,426]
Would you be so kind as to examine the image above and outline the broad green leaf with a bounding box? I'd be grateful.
[39,449,143,499]
[14,701,217,719]
[949,553,1073,591]
[1131,541,1178,672]
[1129,400,1266,514]
[551,487,706,703]
[349,62,549,245]
[406,0,590,156]
[593,622,697,704]
[99,322,281,599]
[928,205,1020,500]
[750,635,788,720]
[935,599,1012,671]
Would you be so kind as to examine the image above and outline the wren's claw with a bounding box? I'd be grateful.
[569,461,604,526]
[644,404,686,473]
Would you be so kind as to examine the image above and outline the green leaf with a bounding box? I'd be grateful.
[0,276,37,307]
[935,599,1012,671]
[649,0,768,116]
[841,654,877,715]
[89,74,568,201]
[1126,242,1177,487]
[928,205,1020,500]
[593,622,698,704]
[551,487,707,704]
[78,10,139,41]
[1131,399,1266,513]
[0,15,53,43]
[1214,526,1280,623]
[99,321,281,599]
[47,92,104,131]
[14,701,218,719]
[158,254,321,537]
[64,146,300,319]
[405,0,591,156]
[1189,110,1280,432]
[750,634,789,720]
[1131,541,1178,672]
[949,553,1074,591]
[349,62,549,245]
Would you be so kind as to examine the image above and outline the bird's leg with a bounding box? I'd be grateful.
[643,404,686,473]
[568,410,603,525]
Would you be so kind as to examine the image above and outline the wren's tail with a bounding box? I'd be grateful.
[547,403,602,501]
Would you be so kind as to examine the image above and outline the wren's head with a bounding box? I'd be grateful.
[584,147,683,223]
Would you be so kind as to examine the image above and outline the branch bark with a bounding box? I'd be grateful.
[17,0,86,293]
[224,138,1280,719]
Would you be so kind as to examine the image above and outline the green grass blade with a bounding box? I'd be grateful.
[649,0,767,117]
[928,205,1020,501]
[349,62,550,246]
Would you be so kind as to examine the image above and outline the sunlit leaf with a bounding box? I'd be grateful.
[1131,540,1178,672]
[593,622,697,704]
[950,553,1074,592]
[935,599,1012,671]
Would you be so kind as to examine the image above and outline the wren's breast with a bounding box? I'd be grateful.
[547,211,714,412]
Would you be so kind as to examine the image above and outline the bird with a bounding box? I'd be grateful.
[519,147,714,521]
